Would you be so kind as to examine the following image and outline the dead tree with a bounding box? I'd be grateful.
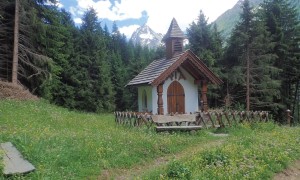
[12,0,19,84]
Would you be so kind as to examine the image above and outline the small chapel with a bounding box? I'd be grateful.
[127,18,223,115]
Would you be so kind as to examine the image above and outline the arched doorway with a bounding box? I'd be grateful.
[167,81,185,114]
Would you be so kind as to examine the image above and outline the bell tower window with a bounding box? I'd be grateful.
[173,39,183,54]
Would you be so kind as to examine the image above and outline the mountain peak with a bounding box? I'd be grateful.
[130,24,163,49]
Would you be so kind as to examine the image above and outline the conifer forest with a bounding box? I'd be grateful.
[0,0,299,122]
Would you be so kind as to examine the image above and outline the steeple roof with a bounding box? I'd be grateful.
[162,18,186,41]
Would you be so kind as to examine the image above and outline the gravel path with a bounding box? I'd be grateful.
[273,160,300,180]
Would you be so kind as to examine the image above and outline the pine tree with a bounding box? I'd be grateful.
[222,0,280,111]
[72,8,115,112]
[0,0,14,81]
[261,0,300,120]
[0,0,52,91]
[187,10,214,66]
[187,10,224,107]
[40,8,78,108]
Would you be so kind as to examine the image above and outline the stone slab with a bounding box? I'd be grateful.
[1,142,35,175]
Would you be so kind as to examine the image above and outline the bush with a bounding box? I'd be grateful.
[167,160,191,179]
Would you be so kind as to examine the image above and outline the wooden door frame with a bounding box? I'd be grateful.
[167,81,185,114]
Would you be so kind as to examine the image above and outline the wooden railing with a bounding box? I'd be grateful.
[114,111,270,130]
[114,112,153,127]
[196,111,270,129]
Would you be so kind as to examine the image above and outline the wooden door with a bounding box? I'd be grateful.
[167,81,185,114]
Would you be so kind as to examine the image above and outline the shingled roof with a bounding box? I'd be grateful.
[162,18,186,41]
[126,50,223,86]
[126,52,184,86]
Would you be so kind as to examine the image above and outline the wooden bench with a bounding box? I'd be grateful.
[152,114,202,132]
[156,125,202,132]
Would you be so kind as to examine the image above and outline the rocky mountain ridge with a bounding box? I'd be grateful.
[130,24,163,49]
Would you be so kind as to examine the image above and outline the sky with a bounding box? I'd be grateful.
[57,0,239,38]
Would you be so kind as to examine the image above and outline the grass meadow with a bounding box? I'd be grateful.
[0,100,300,179]
[0,100,217,179]
[143,123,300,179]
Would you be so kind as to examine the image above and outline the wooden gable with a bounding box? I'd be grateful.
[151,50,223,86]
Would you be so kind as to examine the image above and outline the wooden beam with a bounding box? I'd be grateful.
[194,79,202,85]
[156,126,202,132]
[157,84,164,115]
[202,80,208,112]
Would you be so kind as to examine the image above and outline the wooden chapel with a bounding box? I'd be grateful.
[127,18,222,115]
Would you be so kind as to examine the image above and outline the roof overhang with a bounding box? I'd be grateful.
[151,50,223,86]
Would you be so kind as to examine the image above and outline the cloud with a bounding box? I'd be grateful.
[74,18,83,24]
[119,24,140,39]
[71,0,238,37]
[77,0,95,9]
[145,0,238,34]
[56,0,64,8]
[110,0,146,20]
[46,0,63,8]
[74,0,145,21]
[69,6,77,16]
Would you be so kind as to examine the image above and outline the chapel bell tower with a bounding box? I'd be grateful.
[162,18,186,59]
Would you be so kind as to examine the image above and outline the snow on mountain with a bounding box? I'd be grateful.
[130,24,163,49]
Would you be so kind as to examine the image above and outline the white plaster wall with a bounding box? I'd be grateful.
[137,86,153,112]
[152,86,158,114]
[151,67,198,115]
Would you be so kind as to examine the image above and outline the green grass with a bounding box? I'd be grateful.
[0,100,217,179]
[143,122,300,179]
[1,100,300,179]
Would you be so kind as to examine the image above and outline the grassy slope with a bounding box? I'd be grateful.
[0,100,217,179]
[143,123,300,179]
[1,100,300,179]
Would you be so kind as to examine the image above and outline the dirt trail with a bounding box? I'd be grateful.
[273,160,300,180]
[98,139,225,180]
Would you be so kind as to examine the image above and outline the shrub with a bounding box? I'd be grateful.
[167,160,191,179]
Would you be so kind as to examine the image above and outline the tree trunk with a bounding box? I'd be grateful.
[246,46,250,111]
[292,81,299,123]
[12,0,19,84]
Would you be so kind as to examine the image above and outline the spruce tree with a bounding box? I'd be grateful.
[71,8,115,112]
[0,0,52,91]
[223,0,280,112]
[40,8,78,108]
[187,10,213,66]
[261,0,300,120]
[187,10,224,107]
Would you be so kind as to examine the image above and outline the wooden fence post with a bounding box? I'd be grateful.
[286,109,291,126]
[201,80,208,112]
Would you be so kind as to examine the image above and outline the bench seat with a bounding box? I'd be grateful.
[156,125,202,132]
